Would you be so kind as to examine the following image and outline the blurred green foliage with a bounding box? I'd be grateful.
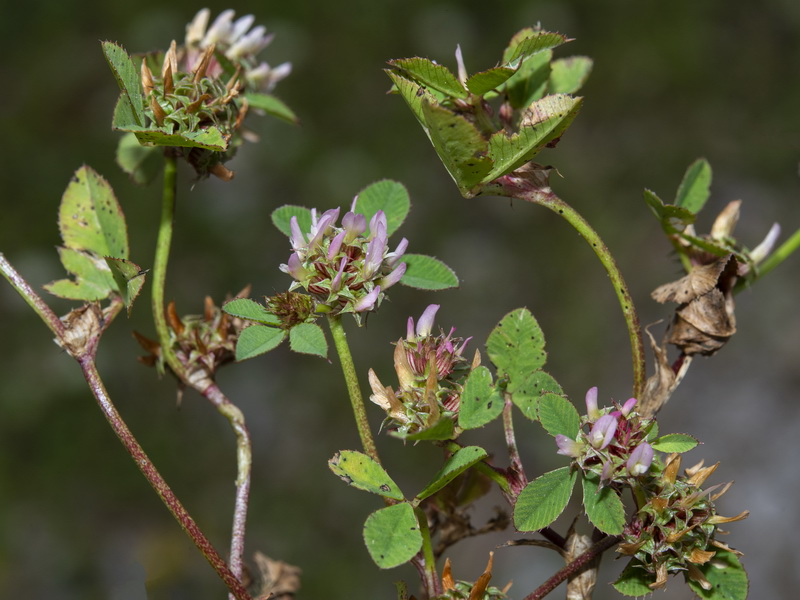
[1,1,799,598]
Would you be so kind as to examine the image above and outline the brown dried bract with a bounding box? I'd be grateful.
[253,552,301,599]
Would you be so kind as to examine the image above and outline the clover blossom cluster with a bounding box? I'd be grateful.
[368,305,473,437]
[279,207,408,320]
[555,387,655,484]
[619,454,748,591]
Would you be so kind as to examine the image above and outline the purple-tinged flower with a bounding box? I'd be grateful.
[380,262,406,290]
[585,387,600,420]
[330,257,348,293]
[279,253,309,281]
[589,414,618,449]
[750,222,781,264]
[621,397,638,417]
[627,443,654,477]
[367,211,387,241]
[342,211,367,243]
[363,233,388,279]
[385,237,408,268]
[354,286,381,312]
[327,230,346,260]
[413,304,440,340]
[289,216,306,252]
[555,434,584,458]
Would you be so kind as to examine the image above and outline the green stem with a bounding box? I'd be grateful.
[327,314,380,463]
[414,506,440,598]
[152,153,182,376]
[485,174,646,399]
[747,225,800,282]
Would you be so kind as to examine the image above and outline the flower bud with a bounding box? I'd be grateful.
[585,386,600,420]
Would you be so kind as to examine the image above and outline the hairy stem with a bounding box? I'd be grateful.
[81,358,252,599]
[0,253,66,340]
[414,506,441,598]
[202,383,252,598]
[485,174,646,399]
[327,314,380,463]
[152,153,182,376]
[523,535,620,600]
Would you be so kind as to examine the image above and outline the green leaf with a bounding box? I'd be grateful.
[421,101,493,197]
[132,126,229,151]
[223,298,280,325]
[644,188,696,231]
[328,450,404,500]
[484,94,582,182]
[352,180,410,237]
[235,325,286,360]
[105,257,146,313]
[511,369,563,422]
[389,57,468,99]
[537,393,581,438]
[399,254,458,290]
[244,92,298,124]
[582,472,626,535]
[102,41,144,128]
[502,29,568,68]
[504,50,552,109]
[59,166,129,259]
[458,366,504,429]
[613,561,655,596]
[45,247,116,301]
[514,466,577,532]
[394,417,455,442]
[289,322,328,358]
[363,503,422,569]
[271,205,313,238]
[651,433,699,453]
[675,158,712,215]
[466,67,516,96]
[116,133,162,185]
[549,56,593,94]
[690,549,749,600]
[415,446,488,501]
[486,308,547,384]
[385,70,438,128]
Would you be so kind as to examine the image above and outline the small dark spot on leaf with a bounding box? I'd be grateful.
[379,483,390,492]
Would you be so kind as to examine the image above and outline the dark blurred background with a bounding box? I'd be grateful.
[1,1,799,598]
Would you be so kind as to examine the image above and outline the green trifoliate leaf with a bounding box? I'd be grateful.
[352,180,410,237]
[689,549,749,600]
[503,50,552,109]
[466,67,516,96]
[289,322,328,358]
[421,100,493,197]
[399,254,458,290]
[223,298,280,325]
[271,205,313,238]
[394,417,455,442]
[385,70,438,128]
[502,29,568,68]
[116,133,162,185]
[234,325,286,360]
[651,433,699,453]
[389,57,468,99]
[484,94,582,182]
[511,369,563,422]
[328,450,404,500]
[105,257,146,313]
[59,166,129,259]
[102,41,145,128]
[644,188,696,232]
[363,502,422,569]
[244,92,299,124]
[45,247,116,301]
[582,472,625,535]
[537,393,581,439]
[458,366,503,429]
[415,446,488,501]
[514,466,577,532]
[675,158,712,215]
[486,308,547,384]
[131,126,229,151]
[549,56,593,94]
[613,562,655,596]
